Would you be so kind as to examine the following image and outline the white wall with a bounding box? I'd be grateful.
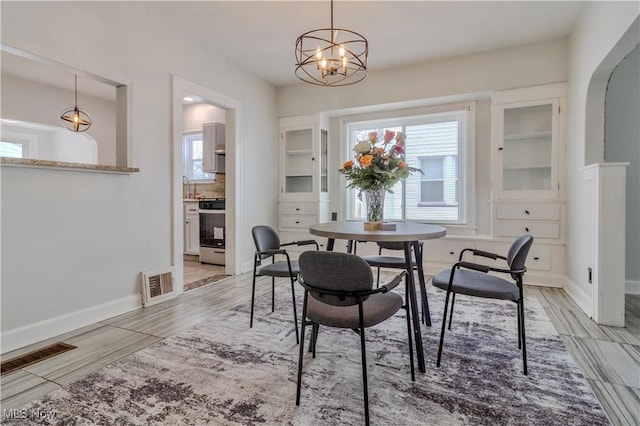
[0,2,278,352]
[604,45,640,290]
[565,4,639,312]
[1,74,116,165]
[183,103,226,133]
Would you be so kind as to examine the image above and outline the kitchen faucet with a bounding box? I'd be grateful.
[182,175,192,198]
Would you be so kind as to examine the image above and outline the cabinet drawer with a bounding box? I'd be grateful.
[280,215,317,229]
[496,204,560,220]
[184,203,199,215]
[495,221,560,239]
[279,202,316,215]
[422,240,470,264]
[475,242,552,271]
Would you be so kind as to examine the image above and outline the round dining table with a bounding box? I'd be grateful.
[309,221,447,373]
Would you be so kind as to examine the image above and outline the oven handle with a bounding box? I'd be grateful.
[199,210,226,214]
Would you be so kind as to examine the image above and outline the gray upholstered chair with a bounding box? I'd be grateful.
[295,251,415,426]
[251,225,318,344]
[360,241,431,325]
[431,234,534,374]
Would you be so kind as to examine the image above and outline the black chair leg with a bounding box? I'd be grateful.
[271,277,275,312]
[250,259,258,328]
[405,283,415,382]
[517,302,522,349]
[447,293,456,330]
[437,288,453,367]
[519,296,528,375]
[290,277,299,344]
[296,292,309,405]
[358,302,370,426]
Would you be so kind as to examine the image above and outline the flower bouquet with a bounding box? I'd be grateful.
[340,130,421,228]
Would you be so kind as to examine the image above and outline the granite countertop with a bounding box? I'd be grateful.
[1,157,139,174]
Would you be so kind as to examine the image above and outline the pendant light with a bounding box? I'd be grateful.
[295,0,368,86]
[60,74,92,132]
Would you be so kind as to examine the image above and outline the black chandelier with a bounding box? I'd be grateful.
[60,74,92,132]
[295,0,368,87]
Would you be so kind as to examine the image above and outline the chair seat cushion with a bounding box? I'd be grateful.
[432,268,520,301]
[361,255,408,269]
[258,260,299,277]
[307,292,403,328]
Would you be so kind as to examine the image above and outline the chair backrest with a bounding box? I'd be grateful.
[299,251,373,307]
[507,234,534,278]
[376,241,404,251]
[252,225,281,259]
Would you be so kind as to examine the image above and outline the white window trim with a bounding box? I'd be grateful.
[182,131,214,182]
[1,130,38,158]
[340,101,476,228]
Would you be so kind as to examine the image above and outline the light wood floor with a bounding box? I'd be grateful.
[1,273,638,425]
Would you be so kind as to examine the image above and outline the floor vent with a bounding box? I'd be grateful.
[141,267,177,307]
[1,342,77,376]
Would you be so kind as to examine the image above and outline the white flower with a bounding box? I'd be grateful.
[353,140,371,154]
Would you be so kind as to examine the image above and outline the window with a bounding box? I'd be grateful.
[345,106,472,224]
[420,155,458,205]
[182,132,214,181]
[0,140,27,158]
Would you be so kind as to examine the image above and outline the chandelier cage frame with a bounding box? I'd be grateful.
[294,0,368,87]
[60,74,92,132]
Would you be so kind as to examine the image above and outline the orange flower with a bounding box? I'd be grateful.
[360,155,373,167]
[398,161,408,169]
[342,160,354,169]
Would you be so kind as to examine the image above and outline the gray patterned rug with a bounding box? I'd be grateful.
[3,283,609,425]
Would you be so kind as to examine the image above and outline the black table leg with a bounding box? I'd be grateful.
[404,241,426,373]
[413,241,431,327]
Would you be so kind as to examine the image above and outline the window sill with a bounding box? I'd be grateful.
[1,157,139,174]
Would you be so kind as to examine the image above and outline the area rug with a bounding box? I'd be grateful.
[2,285,609,425]
[183,274,230,292]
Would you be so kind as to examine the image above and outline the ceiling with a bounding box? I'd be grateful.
[131,1,586,87]
[1,1,586,97]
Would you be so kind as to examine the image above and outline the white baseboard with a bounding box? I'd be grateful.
[563,277,593,318]
[627,279,640,295]
[1,294,142,354]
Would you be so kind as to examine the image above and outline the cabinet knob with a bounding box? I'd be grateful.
[525,227,530,232]
[295,221,300,224]
[498,147,504,151]
[534,257,540,261]
[296,208,300,211]
[449,251,455,255]
[524,210,530,215]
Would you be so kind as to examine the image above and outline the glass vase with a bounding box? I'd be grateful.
[364,188,386,223]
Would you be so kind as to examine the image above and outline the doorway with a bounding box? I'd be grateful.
[171,75,241,295]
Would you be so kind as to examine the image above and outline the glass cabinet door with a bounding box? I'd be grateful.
[283,127,313,194]
[498,100,558,197]
[320,129,328,193]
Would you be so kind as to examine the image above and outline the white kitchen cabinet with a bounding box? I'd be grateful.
[184,201,200,255]
[278,115,330,256]
[203,122,225,174]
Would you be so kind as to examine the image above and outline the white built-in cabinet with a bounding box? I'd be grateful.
[422,83,568,287]
[278,114,330,253]
[489,83,567,285]
[184,201,200,255]
[203,122,225,174]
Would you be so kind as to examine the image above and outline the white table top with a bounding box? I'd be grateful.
[309,221,447,242]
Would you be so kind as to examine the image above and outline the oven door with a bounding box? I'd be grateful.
[199,210,225,248]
